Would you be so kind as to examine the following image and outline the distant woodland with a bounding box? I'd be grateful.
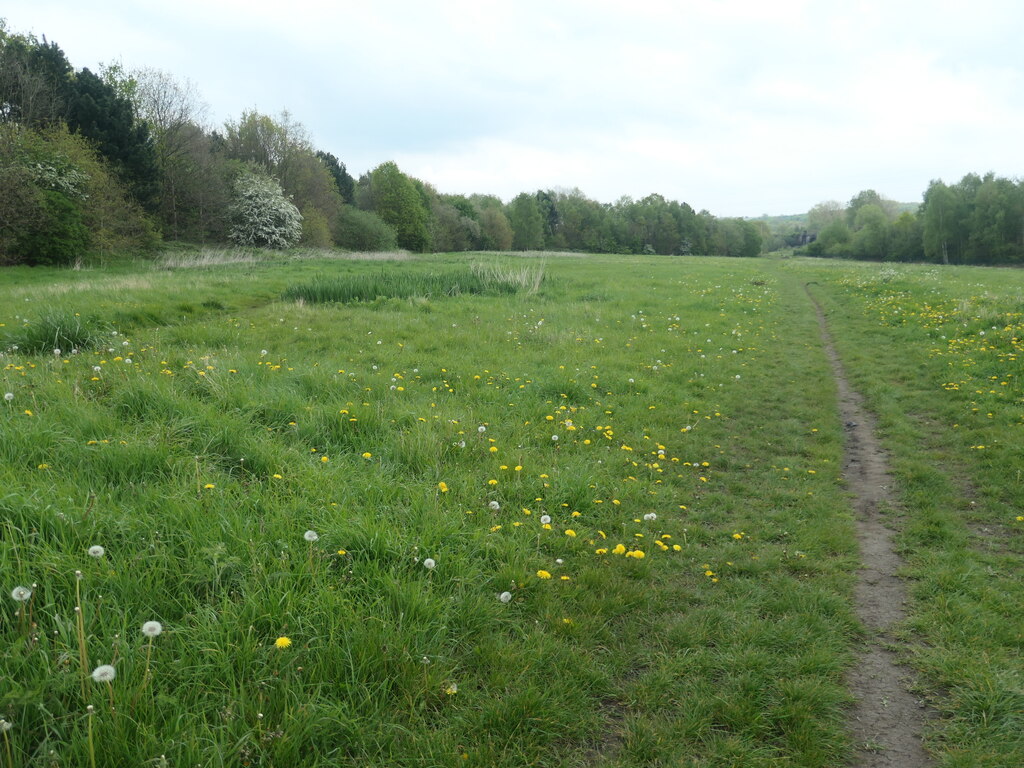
[2,21,1021,266]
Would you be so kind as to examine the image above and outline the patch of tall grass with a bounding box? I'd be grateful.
[282,263,544,304]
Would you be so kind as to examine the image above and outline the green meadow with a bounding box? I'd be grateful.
[1,251,1021,767]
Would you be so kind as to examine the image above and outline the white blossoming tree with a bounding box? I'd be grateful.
[227,171,302,248]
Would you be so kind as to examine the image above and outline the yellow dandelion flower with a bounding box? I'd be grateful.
[320,456,329,463]
[596,548,608,554]
[274,636,292,649]
[537,570,552,579]
[560,575,571,581]
[438,481,449,493]
[564,529,577,537]
[204,483,215,489]
[487,479,498,486]
[612,544,627,555]
[361,452,372,459]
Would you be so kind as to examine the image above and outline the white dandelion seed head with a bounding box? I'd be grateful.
[124,358,132,364]
[11,586,32,602]
[88,545,105,558]
[0,719,10,733]
[422,558,436,570]
[477,425,486,433]
[141,621,163,638]
[303,530,319,542]
[53,348,61,356]
[488,501,500,511]
[540,515,551,525]
[93,366,101,372]
[499,591,512,603]
[551,435,559,441]
[555,558,564,565]
[91,664,116,683]
[644,513,657,521]
[260,349,268,356]
[3,392,13,401]
[122,341,129,347]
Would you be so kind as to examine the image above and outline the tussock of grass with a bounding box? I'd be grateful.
[2,310,109,354]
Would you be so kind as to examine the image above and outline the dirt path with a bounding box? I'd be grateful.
[806,285,932,767]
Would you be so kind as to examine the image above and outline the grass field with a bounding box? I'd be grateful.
[1,251,1021,767]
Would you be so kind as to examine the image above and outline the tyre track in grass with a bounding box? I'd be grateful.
[805,284,933,768]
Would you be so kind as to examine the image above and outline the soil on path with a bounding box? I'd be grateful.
[806,285,933,768]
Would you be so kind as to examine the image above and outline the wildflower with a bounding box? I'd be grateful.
[423,558,436,570]
[10,586,32,602]
[488,500,500,511]
[478,425,486,433]
[320,456,329,463]
[203,483,215,489]
[88,545,105,558]
[536,570,552,579]
[0,720,10,733]
[141,621,163,637]
[337,549,347,555]
[643,513,657,521]
[551,435,559,442]
[3,392,13,401]
[445,683,458,695]
[274,636,292,649]
[564,529,577,537]
[273,473,283,479]
[91,665,116,683]
[304,530,319,542]
[361,452,372,459]
[438,481,449,493]
[489,446,498,453]
[612,544,626,555]
[540,514,551,524]
[498,591,512,603]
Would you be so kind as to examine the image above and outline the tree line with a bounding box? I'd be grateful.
[0,21,762,266]
[764,176,1024,266]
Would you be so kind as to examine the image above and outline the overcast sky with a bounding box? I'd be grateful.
[5,0,1023,217]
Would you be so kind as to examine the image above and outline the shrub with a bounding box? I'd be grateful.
[332,205,398,251]
[227,171,302,248]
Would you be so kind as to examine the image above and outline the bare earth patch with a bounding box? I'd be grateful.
[807,286,934,768]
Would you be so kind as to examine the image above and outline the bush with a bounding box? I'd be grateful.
[15,189,91,266]
[228,171,302,248]
[332,205,398,251]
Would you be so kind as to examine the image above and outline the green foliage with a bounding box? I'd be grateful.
[507,192,545,250]
[13,188,90,265]
[0,122,158,265]
[299,204,331,248]
[331,205,398,251]
[227,171,302,248]
[65,67,159,208]
[367,161,431,252]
